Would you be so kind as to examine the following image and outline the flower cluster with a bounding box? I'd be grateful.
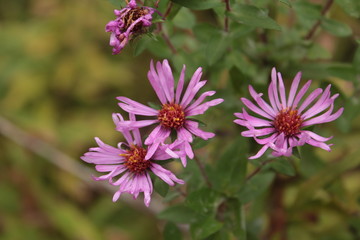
[116,59,224,166]
[234,68,343,159]
[105,0,155,54]
[81,59,223,206]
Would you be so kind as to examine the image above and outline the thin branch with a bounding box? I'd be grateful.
[246,159,273,181]
[304,0,334,40]
[0,116,165,215]
[157,23,177,54]
[224,0,231,32]
[164,1,173,18]
[194,156,212,188]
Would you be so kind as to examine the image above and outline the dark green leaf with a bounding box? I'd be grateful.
[237,171,275,204]
[219,198,246,239]
[173,8,196,29]
[206,31,229,66]
[158,205,198,223]
[279,0,292,7]
[170,0,222,10]
[154,178,169,197]
[335,0,360,18]
[228,4,281,30]
[186,188,219,214]
[164,222,182,240]
[191,216,223,239]
[212,136,248,194]
[321,18,352,37]
[269,158,296,176]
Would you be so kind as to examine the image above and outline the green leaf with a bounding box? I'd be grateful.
[335,0,360,18]
[154,178,169,197]
[212,136,248,194]
[191,216,223,239]
[158,205,198,223]
[205,31,229,66]
[173,8,196,29]
[279,0,292,7]
[186,188,219,214]
[228,4,281,30]
[219,198,246,239]
[237,171,275,204]
[306,43,331,60]
[301,62,356,82]
[170,0,222,10]
[293,1,321,28]
[269,158,296,176]
[164,222,183,240]
[321,18,352,37]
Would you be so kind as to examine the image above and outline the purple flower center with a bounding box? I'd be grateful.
[158,103,186,129]
[274,108,303,137]
[123,145,151,174]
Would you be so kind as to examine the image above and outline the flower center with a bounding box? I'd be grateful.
[123,145,151,174]
[158,103,185,129]
[273,108,303,137]
[122,7,149,32]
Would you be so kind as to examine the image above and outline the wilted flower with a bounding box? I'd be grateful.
[116,59,224,166]
[105,0,155,54]
[81,113,184,207]
[234,68,343,159]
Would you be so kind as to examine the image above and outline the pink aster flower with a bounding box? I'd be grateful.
[234,68,344,159]
[81,113,184,207]
[105,0,155,54]
[116,59,224,166]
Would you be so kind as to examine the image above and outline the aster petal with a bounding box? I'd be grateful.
[302,106,343,127]
[161,59,175,102]
[116,119,158,131]
[277,72,287,108]
[306,138,332,151]
[241,127,275,137]
[292,80,312,108]
[144,125,165,145]
[110,171,131,186]
[248,85,277,117]
[271,68,282,110]
[177,127,193,143]
[240,108,273,127]
[93,166,127,181]
[298,88,323,113]
[287,71,302,107]
[117,97,158,116]
[150,163,184,186]
[185,121,215,140]
[186,98,224,116]
[175,65,186,104]
[302,130,333,142]
[148,60,167,104]
[181,80,207,108]
[241,98,273,119]
[129,113,142,146]
[112,113,134,144]
[249,145,269,159]
[156,60,173,102]
[186,91,216,112]
[253,133,277,145]
[180,67,203,107]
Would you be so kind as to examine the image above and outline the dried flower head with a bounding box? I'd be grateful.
[105,0,155,54]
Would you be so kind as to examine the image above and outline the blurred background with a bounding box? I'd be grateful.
[1,0,360,239]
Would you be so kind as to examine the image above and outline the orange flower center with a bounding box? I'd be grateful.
[158,103,185,129]
[122,7,149,32]
[122,145,151,174]
[273,108,303,137]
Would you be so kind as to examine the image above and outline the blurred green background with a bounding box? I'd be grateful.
[1,0,360,239]
[0,0,164,239]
